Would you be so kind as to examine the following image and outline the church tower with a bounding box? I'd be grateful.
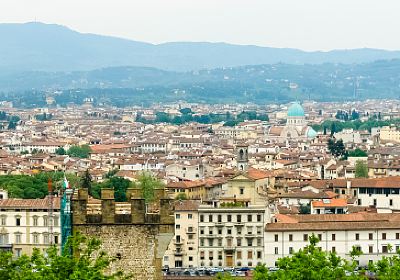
[236,143,249,171]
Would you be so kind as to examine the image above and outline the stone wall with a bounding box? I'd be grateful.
[72,188,175,280]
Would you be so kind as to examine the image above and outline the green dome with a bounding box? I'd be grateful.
[307,127,317,138]
[287,102,305,117]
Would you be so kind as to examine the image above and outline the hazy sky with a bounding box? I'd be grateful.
[0,0,399,51]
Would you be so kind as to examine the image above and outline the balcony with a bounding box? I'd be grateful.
[174,249,185,256]
[173,238,184,245]
[224,245,236,252]
[186,227,197,234]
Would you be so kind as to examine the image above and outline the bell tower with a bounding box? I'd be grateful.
[236,143,249,171]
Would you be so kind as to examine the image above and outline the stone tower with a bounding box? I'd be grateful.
[72,188,174,280]
[236,143,249,171]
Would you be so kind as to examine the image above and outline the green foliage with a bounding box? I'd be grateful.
[175,193,187,200]
[55,147,66,155]
[67,145,91,158]
[347,148,368,157]
[313,118,398,134]
[355,160,369,178]
[81,169,93,195]
[220,202,245,208]
[92,177,132,202]
[299,203,311,214]
[35,113,52,121]
[0,172,79,199]
[0,232,127,279]
[132,172,165,203]
[327,138,346,158]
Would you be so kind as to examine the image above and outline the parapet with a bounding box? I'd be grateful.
[72,188,174,226]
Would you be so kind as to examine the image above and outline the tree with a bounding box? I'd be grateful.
[251,234,359,280]
[55,147,66,155]
[132,172,165,203]
[0,232,127,279]
[347,148,368,157]
[355,160,368,178]
[81,169,93,195]
[299,203,311,214]
[91,176,131,202]
[176,193,187,200]
[327,138,346,158]
[67,145,91,158]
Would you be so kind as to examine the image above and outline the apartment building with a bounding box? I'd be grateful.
[198,204,267,268]
[0,195,61,256]
[163,200,200,268]
[265,213,400,267]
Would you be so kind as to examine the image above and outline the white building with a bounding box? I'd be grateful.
[265,213,400,267]
[0,195,61,256]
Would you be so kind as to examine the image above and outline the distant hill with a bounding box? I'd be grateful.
[2,60,400,107]
[1,22,400,72]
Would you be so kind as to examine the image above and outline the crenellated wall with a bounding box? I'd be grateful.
[72,188,175,280]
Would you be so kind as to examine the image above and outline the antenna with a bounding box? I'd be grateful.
[48,178,54,245]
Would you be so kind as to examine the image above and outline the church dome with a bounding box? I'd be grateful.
[307,127,317,138]
[287,102,305,117]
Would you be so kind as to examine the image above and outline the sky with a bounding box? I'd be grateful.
[0,0,399,51]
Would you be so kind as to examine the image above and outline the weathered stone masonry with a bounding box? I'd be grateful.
[72,188,175,280]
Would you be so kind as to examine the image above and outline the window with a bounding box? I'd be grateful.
[373,199,377,206]
[218,229,222,235]
[175,224,180,230]
[332,234,336,241]
[15,248,22,257]
[257,251,262,259]
[237,238,242,246]
[175,214,180,219]
[274,247,279,255]
[227,228,232,235]
[247,251,253,259]
[240,188,244,195]
[200,251,205,260]
[188,247,193,251]
[382,233,387,240]
[218,239,222,246]
[0,233,9,245]
[257,227,262,235]
[43,216,48,227]
[275,234,279,242]
[227,215,232,222]
[209,215,213,222]
[217,215,222,223]
[32,216,38,227]
[15,233,21,244]
[237,215,241,223]
[390,199,393,206]
[382,245,388,253]
[200,215,204,222]
[397,233,400,240]
[247,215,252,222]
[355,233,359,240]
[369,246,373,254]
[289,247,294,254]
[200,228,204,235]
[257,238,262,246]
[237,250,242,259]
[289,234,293,241]
[1,215,6,226]
[257,214,261,222]
[189,256,193,261]
[247,239,253,246]
[318,234,322,241]
[33,233,39,244]
[303,234,308,242]
[369,233,373,240]
[188,214,193,219]
[16,217,21,226]
[218,251,222,260]
[332,247,336,253]
[43,234,49,244]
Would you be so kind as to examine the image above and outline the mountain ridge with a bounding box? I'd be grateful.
[1,22,400,72]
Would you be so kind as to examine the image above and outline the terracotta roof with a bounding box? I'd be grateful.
[267,213,400,231]
[0,196,60,209]
[312,198,347,208]
[174,200,200,211]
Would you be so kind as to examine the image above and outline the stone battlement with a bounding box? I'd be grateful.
[72,188,174,225]
[71,188,175,280]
